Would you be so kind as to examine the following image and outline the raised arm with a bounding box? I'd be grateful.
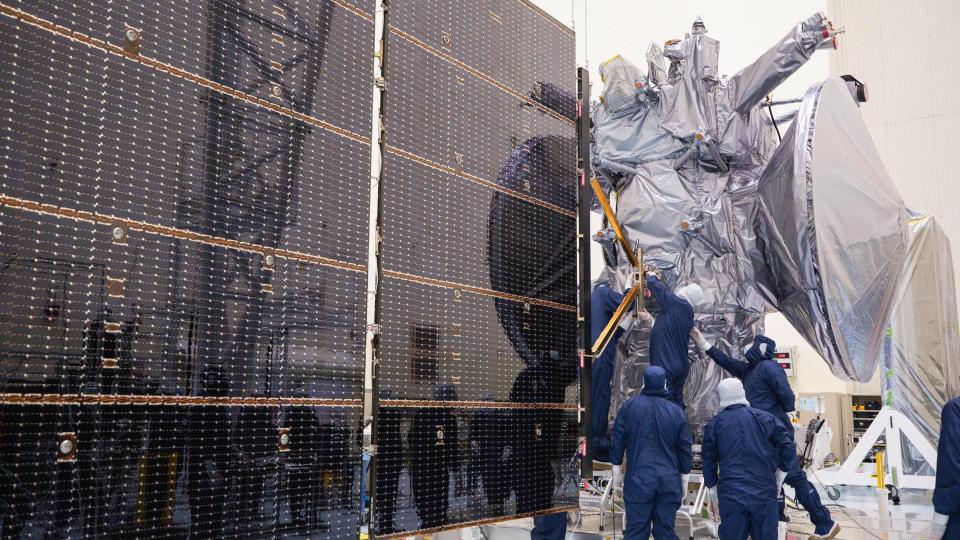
[646,274,683,312]
[693,328,750,379]
[707,347,749,379]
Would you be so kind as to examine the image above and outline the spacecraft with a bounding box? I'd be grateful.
[588,12,956,454]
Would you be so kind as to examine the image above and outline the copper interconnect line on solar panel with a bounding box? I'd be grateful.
[250,0,571,129]
[382,269,576,312]
[379,399,578,410]
[0,3,369,146]
[0,194,366,274]
[0,5,576,220]
[0,394,362,408]
[386,146,577,218]
[378,506,581,540]
[328,0,375,21]
[387,25,575,126]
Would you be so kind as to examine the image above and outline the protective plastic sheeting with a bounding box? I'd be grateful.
[884,214,960,473]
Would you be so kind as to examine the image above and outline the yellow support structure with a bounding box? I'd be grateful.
[874,451,885,489]
[590,178,640,269]
[592,282,643,356]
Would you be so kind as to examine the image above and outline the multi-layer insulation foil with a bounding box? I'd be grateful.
[590,14,913,440]
[884,214,960,472]
[757,76,909,382]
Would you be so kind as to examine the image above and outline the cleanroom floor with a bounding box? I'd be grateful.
[485,484,937,540]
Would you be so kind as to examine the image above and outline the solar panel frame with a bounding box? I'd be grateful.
[1,0,579,535]
[1,0,372,537]
[370,0,579,535]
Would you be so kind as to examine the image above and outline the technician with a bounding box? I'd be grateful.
[691,332,839,539]
[702,378,796,540]
[931,396,960,539]
[590,280,633,462]
[646,273,702,409]
[610,365,693,540]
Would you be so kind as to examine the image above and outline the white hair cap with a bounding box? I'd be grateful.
[675,283,704,308]
[718,378,750,410]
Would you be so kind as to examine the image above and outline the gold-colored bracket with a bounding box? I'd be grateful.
[590,178,640,269]
[592,282,643,356]
[590,179,651,357]
[634,248,645,318]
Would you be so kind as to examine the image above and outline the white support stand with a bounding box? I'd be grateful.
[818,407,937,490]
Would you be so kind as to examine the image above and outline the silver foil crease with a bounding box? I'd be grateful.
[593,14,838,437]
[757,76,908,382]
[884,213,960,473]
[591,14,928,440]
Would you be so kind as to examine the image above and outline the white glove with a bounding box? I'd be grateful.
[618,312,633,332]
[612,465,624,491]
[681,473,690,501]
[930,512,949,539]
[690,327,710,351]
[775,469,787,493]
[707,487,719,519]
[637,310,654,325]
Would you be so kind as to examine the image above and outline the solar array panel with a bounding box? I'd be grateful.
[372,0,579,536]
[0,0,371,537]
[0,0,577,536]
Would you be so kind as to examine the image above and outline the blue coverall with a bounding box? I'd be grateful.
[646,276,695,409]
[702,404,795,540]
[934,397,960,539]
[706,336,834,533]
[591,283,627,462]
[610,366,694,540]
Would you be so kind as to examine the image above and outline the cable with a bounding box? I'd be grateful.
[564,508,582,540]
[805,467,887,540]
[766,100,782,142]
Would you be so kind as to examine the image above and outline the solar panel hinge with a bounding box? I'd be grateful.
[367,323,382,335]
[374,77,386,89]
